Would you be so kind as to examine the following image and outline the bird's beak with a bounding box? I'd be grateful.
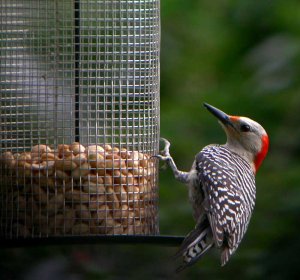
[203,103,235,129]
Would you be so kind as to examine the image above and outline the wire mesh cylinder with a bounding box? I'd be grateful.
[0,0,160,238]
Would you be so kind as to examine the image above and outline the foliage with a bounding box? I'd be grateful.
[159,0,300,279]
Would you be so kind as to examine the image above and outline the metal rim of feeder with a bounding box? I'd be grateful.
[0,0,171,244]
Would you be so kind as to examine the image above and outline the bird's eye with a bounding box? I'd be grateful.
[240,124,251,132]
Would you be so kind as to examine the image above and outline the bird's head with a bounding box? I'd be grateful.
[204,103,269,173]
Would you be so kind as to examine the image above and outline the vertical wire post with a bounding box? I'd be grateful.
[74,0,80,142]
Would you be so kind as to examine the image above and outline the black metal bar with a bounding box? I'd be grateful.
[0,235,185,249]
[74,0,80,142]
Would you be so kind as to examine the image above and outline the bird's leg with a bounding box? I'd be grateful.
[155,138,190,184]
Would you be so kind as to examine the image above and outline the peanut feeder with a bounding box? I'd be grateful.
[0,0,160,239]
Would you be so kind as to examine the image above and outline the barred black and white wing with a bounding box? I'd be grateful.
[196,145,256,265]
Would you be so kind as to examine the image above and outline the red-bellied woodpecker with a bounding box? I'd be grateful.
[157,103,269,271]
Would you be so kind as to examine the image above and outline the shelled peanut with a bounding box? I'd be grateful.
[0,143,158,237]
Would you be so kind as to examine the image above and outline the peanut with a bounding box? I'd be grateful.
[0,151,16,169]
[96,166,106,176]
[75,204,91,221]
[55,159,77,171]
[102,214,115,228]
[73,153,87,166]
[136,207,147,219]
[89,195,106,210]
[124,225,135,235]
[141,182,155,200]
[57,144,72,157]
[126,220,144,235]
[41,162,55,176]
[32,184,48,204]
[64,207,76,233]
[106,187,120,209]
[124,222,146,234]
[70,142,85,155]
[72,223,90,235]
[105,153,120,160]
[64,181,74,192]
[47,193,64,215]
[119,209,135,226]
[126,185,140,201]
[114,185,128,202]
[15,163,32,177]
[85,145,105,155]
[65,190,90,203]
[131,151,140,161]
[126,158,139,168]
[41,152,57,161]
[55,170,70,181]
[112,169,123,184]
[132,166,146,177]
[111,147,120,153]
[104,144,112,151]
[120,149,131,159]
[16,153,32,167]
[31,163,44,170]
[85,174,104,184]
[136,177,148,191]
[101,175,113,186]
[88,153,104,168]
[125,172,134,185]
[107,222,123,234]
[112,204,129,219]
[72,162,90,180]
[104,158,126,169]
[82,181,105,194]
[92,204,111,222]
[139,155,150,168]
[31,144,52,158]
[40,176,55,190]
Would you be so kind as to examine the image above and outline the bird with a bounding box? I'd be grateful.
[157,103,269,271]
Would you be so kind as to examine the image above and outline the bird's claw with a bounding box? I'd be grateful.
[160,138,171,157]
[152,138,172,168]
[159,138,171,158]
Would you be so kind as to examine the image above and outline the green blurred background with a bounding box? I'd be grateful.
[2,0,300,279]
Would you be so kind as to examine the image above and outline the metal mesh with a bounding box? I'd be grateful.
[0,0,160,238]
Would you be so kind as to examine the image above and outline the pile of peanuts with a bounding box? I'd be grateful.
[0,143,158,237]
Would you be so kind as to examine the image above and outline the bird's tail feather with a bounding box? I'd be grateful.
[174,221,213,272]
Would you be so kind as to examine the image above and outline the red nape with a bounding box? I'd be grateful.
[254,134,269,172]
[229,116,240,122]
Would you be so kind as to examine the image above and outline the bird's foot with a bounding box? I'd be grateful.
[154,138,189,183]
[152,138,172,168]
[155,138,171,160]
